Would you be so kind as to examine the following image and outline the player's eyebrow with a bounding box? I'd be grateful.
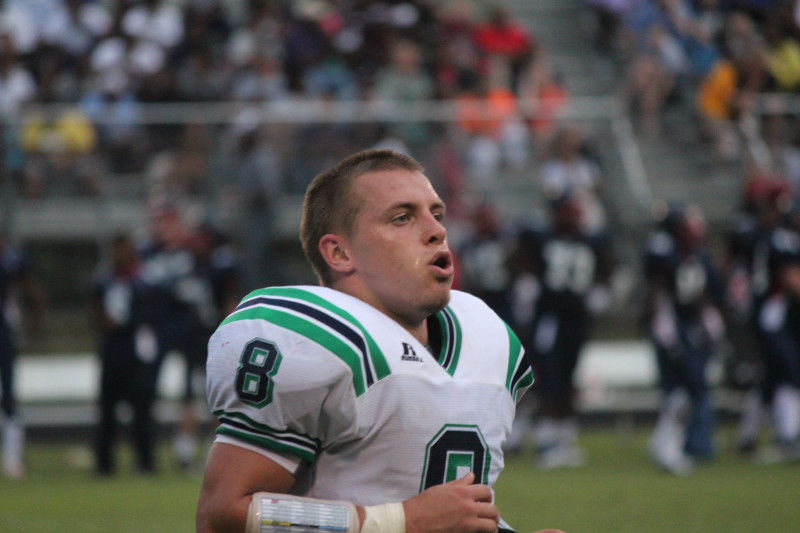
[387,200,446,215]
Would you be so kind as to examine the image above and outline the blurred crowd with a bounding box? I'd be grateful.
[0,0,560,202]
[589,0,800,173]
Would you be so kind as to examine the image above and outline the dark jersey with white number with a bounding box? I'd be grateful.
[643,230,725,320]
[518,226,612,318]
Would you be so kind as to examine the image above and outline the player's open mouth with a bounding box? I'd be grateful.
[430,251,454,276]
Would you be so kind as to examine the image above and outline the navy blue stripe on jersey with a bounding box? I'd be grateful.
[437,307,456,369]
[236,296,375,388]
[216,412,320,463]
[509,353,533,398]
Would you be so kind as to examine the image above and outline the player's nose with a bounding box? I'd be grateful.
[424,214,447,244]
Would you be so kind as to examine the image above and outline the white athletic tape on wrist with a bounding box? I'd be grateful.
[246,492,359,533]
[360,503,405,533]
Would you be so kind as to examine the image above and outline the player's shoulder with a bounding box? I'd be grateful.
[446,290,509,333]
[214,285,385,351]
[208,285,368,388]
[448,289,494,312]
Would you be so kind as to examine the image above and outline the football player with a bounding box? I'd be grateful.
[743,181,800,462]
[196,149,563,533]
[0,229,44,479]
[510,192,614,469]
[642,202,726,474]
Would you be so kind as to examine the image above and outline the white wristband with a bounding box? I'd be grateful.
[360,503,406,533]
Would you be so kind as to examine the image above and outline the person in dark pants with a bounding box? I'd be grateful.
[0,231,44,480]
[511,192,614,468]
[172,220,243,472]
[91,232,160,475]
[642,202,726,474]
[744,182,800,462]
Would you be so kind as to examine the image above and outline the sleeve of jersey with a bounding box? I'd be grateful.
[505,320,533,404]
[206,318,361,465]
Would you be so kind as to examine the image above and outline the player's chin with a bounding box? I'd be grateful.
[421,282,451,312]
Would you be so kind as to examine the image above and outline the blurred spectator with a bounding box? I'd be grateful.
[90,231,159,476]
[286,93,359,194]
[121,0,184,52]
[372,38,435,151]
[763,9,800,93]
[39,0,113,63]
[303,50,359,100]
[217,112,285,288]
[0,30,36,118]
[641,201,726,474]
[282,4,332,93]
[696,39,773,161]
[472,5,534,93]
[80,71,148,174]
[584,0,636,54]
[510,193,615,469]
[229,49,290,102]
[517,50,570,142]
[456,64,529,189]
[146,120,215,198]
[18,106,102,197]
[175,44,232,102]
[0,229,45,480]
[621,19,684,136]
[538,125,607,233]
[660,0,722,82]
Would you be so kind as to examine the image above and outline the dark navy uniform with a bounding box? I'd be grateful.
[0,246,30,421]
[513,195,613,467]
[643,217,725,461]
[749,224,800,414]
[91,234,160,474]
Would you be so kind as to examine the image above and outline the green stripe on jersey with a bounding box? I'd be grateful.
[504,323,532,397]
[260,287,391,380]
[222,287,391,393]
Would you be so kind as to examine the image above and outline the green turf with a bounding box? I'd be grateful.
[1,427,797,532]
[494,427,799,533]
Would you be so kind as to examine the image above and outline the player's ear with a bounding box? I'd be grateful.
[319,234,354,274]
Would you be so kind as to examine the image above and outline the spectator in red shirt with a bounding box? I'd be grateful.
[473,6,534,92]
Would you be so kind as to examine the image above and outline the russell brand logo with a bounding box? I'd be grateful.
[401,342,425,362]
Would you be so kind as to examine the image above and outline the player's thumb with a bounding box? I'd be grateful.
[449,471,475,485]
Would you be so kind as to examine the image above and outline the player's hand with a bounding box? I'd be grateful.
[403,472,499,533]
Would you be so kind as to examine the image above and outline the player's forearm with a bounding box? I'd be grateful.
[196,491,251,533]
[242,481,496,533]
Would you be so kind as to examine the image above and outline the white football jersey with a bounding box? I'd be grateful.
[206,286,532,506]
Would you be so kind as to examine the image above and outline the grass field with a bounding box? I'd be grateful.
[1,425,797,532]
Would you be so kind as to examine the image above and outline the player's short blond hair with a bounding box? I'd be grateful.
[300,149,424,286]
